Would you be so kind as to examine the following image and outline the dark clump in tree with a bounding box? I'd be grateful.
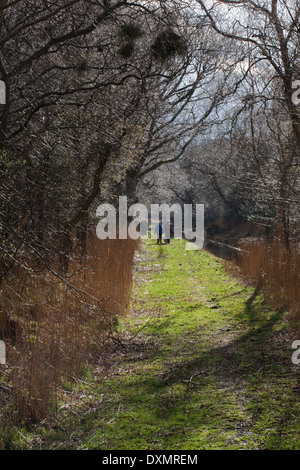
[118,42,135,58]
[118,23,143,58]
[151,28,186,61]
[119,23,144,41]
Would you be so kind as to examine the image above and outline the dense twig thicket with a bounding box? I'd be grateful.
[0,0,300,436]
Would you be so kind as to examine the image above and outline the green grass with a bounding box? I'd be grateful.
[10,239,300,449]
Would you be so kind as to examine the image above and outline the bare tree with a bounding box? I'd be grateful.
[0,0,206,277]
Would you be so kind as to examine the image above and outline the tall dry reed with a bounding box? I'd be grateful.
[0,233,138,439]
[237,238,300,317]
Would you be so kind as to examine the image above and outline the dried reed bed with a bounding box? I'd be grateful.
[237,238,300,318]
[77,233,138,317]
[0,234,138,435]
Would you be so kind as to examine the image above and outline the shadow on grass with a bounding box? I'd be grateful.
[94,293,299,448]
[72,282,300,450]
[155,293,286,386]
[243,285,262,324]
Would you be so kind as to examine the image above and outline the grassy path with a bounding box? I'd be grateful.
[22,239,300,449]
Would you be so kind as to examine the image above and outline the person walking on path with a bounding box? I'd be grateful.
[154,220,163,245]
[163,221,174,244]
